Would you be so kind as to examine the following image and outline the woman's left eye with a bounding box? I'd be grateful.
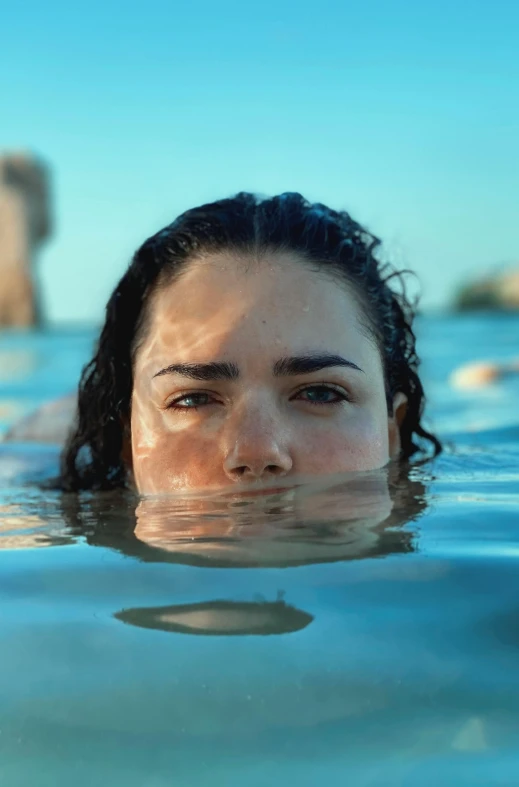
[166,392,213,410]
[294,385,347,405]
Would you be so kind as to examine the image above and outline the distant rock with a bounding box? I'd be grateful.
[0,153,51,327]
[454,268,519,311]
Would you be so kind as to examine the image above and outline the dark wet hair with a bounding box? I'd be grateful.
[60,192,441,491]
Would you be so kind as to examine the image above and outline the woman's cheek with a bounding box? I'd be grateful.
[295,413,389,473]
[133,430,220,494]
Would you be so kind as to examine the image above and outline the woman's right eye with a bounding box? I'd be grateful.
[166,392,213,410]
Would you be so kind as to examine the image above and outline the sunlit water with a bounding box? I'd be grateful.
[1,314,519,786]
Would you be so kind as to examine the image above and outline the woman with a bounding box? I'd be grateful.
[58,191,440,493]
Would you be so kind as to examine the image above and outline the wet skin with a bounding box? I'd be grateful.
[130,251,406,495]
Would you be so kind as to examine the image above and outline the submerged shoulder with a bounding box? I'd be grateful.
[3,393,77,444]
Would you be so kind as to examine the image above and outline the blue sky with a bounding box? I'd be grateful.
[2,0,518,322]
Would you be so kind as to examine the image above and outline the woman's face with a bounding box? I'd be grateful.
[130,252,406,495]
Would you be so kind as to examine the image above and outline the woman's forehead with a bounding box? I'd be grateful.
[152,251,361,321]
[137,251,377,366]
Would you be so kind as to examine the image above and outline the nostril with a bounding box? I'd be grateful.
[232,464,283,478]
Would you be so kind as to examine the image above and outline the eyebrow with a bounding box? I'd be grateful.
[153,361,239,381]
[273,353,364,376]
[153,353,364,380]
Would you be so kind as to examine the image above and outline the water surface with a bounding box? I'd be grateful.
[1,314,519,786]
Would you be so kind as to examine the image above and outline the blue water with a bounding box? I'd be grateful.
[1,314,519,786]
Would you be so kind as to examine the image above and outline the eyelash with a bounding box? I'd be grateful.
[165,384,350,411]
[294,384,350,406]
[165,392,216,411]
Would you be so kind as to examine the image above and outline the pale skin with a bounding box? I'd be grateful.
[129,251,407,495]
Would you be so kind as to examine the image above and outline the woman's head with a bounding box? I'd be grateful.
[60,192,440,493]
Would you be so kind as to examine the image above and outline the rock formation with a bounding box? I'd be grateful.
[454,267,519,311]
[0,153,51,326]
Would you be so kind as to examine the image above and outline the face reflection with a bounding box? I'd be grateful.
[132,471,396,567]
[130,252,405,495]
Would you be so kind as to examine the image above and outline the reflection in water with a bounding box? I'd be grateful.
[82,466,427,569]
[60,466,428,636]
[1,462,429,638]
[116,596,314,636]
[48,465,431,568]
[1,464,428,564]
[0,502,57,550]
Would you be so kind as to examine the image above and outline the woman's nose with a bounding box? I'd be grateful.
[222,406,293,483]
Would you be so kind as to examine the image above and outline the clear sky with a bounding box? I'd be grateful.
[2,0,518,322]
